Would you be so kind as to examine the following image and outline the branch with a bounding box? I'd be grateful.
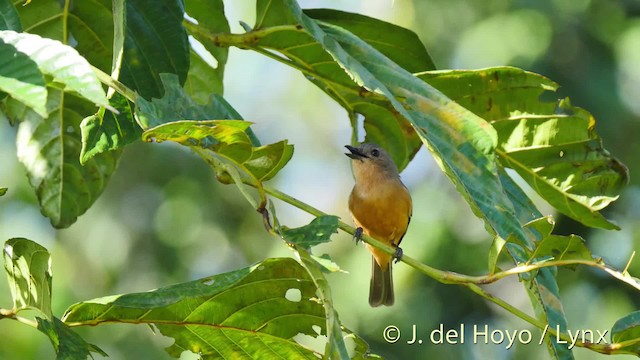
[259,184,639,355]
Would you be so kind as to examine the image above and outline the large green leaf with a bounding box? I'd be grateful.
[611,311,640,355]
[0,30,110,110]
[303,9,435,73]
[37,317,107,360]
[184,0,229,97]
[137,74,293,187]
[80,93,140,164]
[418,67,628,229]
[0,0,21,31]
[7,89,119,228]
[121,0,189,99]
[0,38,47,117]
[63,258,327,359]
[3,238,52,318]
[281,215,339,249]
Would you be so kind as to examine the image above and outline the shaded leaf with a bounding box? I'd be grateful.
[3,238,52,318]
[0,187,6,196]
[281,215,339,249]
[185,48,224,103]
[0,30,110,109]
[611,311,640,355]
[80,93,141,164]
[37,317,107,360]
[304,9,435,73]
[418,67,628,229]
[67,0,114,73]
[529,234,592,265]
[8,89,119,228]
[137,75,293,184]
[121,0,189,99]
[135,74,238,129]
[0,0,21,31]
[0,39,47,116]
[184,0,229,96]
[63,258,326,359]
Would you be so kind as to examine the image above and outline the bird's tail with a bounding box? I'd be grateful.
[369,256,394,307]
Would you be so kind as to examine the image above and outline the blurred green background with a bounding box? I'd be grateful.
[1,0,639,359]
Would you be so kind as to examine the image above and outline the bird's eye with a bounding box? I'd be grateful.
[371,149,380,157]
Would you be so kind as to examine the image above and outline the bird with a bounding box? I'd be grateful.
[345,143,412,307]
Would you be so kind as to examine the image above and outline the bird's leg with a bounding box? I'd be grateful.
[392,246,403,264]
[353,227,363,245]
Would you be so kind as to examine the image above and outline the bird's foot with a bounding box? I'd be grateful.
[353,227,363,245]
[392,246,403,264]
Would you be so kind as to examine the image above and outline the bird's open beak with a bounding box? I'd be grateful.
[345,145,368,160]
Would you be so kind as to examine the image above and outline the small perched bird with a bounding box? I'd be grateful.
[345,143,412,307]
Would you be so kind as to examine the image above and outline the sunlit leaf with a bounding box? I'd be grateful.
[37,317,107,359]
[8,89,119,228]
[63,258,327,359]
[138,75,293,183]
[0,39,46,117]
[0,30,110,110]
[611,311,640,355]
[418,67,628,229]
[3,238,52,318]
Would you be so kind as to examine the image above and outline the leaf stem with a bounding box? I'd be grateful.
[91,65,138,104]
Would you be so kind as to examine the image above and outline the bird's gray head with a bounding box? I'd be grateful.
[345,143,399,176]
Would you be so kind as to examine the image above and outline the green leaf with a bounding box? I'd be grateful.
[0,187,7,196]
[611,311,640,355]
[295,249,351,359]
[3,238,52,318]
[529,234,592,264]
[80,93,141,164]
[37,317,107,360]
[0,30,110,110]
[281,215,339,249]
[0,39,46,116]
[137,74,293,185]
[142,120,293,183]
[0,0,21,31]
[121,0,189,99]
[63,258,327,359]
[184,0,229,96]
[418,67,628,229]
[67,0,114,73]
[499,164,574,360]
[185,48,224,103]
[8,89,119,228]
[135,73,239,129]
[304,9,435,73]
[15,0,64,41]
